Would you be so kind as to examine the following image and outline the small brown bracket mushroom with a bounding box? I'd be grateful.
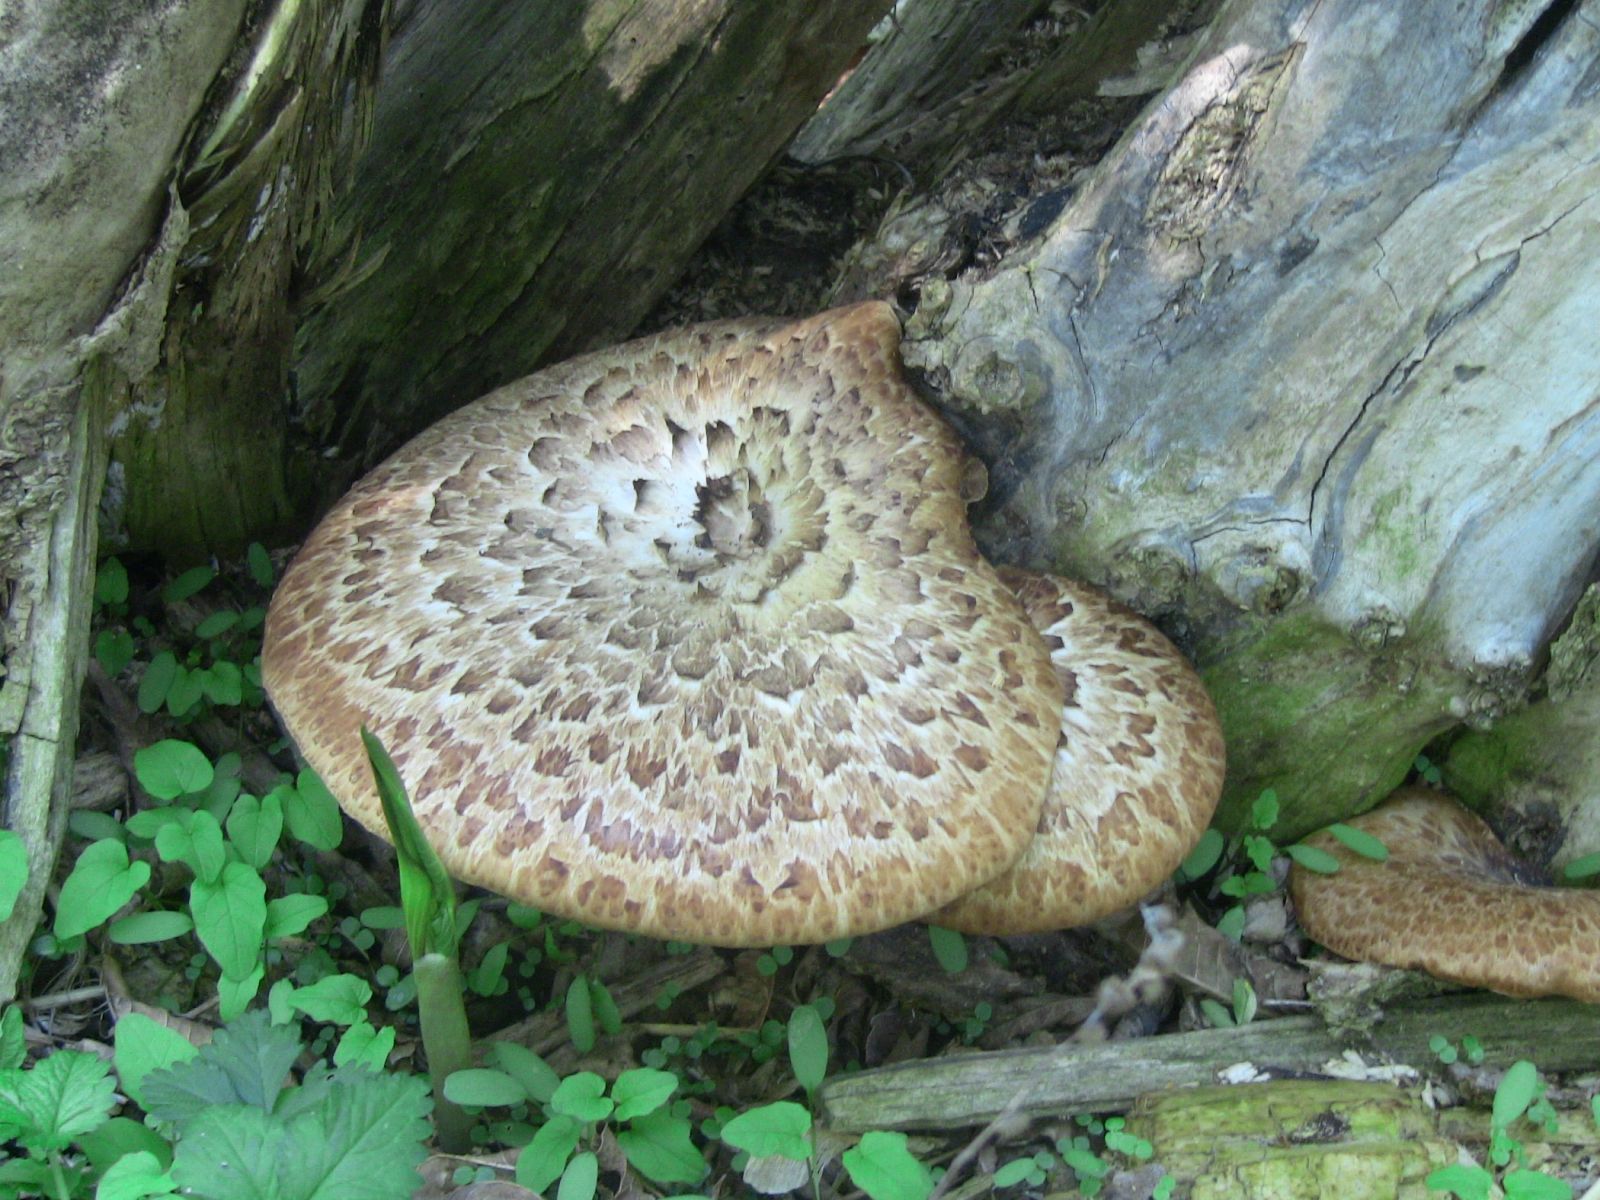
[936,569,1226,935]
[1289,787,1600,1003]
[263,302,1063,947]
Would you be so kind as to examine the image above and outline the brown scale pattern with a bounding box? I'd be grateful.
[1289,788,1600,1002]
[937,570,1225,934]
[263,303,1063,946]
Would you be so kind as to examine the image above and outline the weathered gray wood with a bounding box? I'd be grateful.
[818,994,1600,1132]
[291,0,891,491]
[0,0,249,1001]
[899,0,1600,835]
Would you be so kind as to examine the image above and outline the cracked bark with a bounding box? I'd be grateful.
[895,0,1600,835]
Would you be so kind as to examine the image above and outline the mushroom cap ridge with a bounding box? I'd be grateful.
[1289,787,1600,1002]
[263,302,1062,946]
[936,568,1226,935]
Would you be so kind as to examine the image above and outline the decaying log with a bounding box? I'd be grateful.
[818,993,1600,1132]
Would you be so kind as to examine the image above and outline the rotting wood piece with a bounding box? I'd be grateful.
[817,993,1600,1132]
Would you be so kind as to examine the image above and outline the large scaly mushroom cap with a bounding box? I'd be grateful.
[263,302,1063,946]
[1289,787,1600,1002]
[936,569,1226,935]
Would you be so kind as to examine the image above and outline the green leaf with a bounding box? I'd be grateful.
[199,660,244,706]
[559,1151,599,1200]
[0,1006,25,1069]
[185,810,227,883]
[0,830,26,922]
[114,1012,201,1109]
[246,543,275,587]
[617,1109,706,1183]
[78,1116,174,1173]
[138,651,178,714]
[1178,828,1225,879]
[288,974,373,1026]
[165,665,205,716]
[517,1116,582,1195]
[96,558,130,605]
[283,769,343,852]
[226,792,283,870]
[162,566,214,603]
[444,1068,528,1108]
[55,839,151,939]
[189,862,267,980]
[0,1049,117,1155]
[467,941,510,997]
[1563,853,1600,883]
[265,893,328,940]
[221,972,262,1037]
[362,732,454,958]
[1285,843,1341,874]
[141,1010,301,1122]
[592,979,622,1035]
[109,910,194,944]
[1502,1169,1573,1200]
[1251,789,1280,830]
[788,1004,828,1094]
[613,1068,678,1122]
[94,1149,178,1200]
[927,925,968,974]
[1327,823,1389,861]
[96,629,137,677]
[195,611,239,640]
[489,1042,560,1105]
[841,1131,933,1200]
[1424,1163,1493,1200]
[333,1022,395,1072]
[1494,1060,1540,1131]
[551,1071,612,1122]
[135,741,214,800]
[719,1101,812,1160]
[566,975,596,1053]
[993,1157,1035,1187]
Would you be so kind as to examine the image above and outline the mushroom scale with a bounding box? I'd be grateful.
[936,569,1226,935]
[263,302,1063,947]
[1289,787,1600,1003]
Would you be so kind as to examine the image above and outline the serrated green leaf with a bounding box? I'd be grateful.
[55,839,150,939]
[227,792,283,870]
[551,1071,612,1122]
[1285,843,1341,874]
[927,925,968,974]
[1327,823,1389,861]
[489,1042,560,1105]
[265,893,328,940]
[613,1068,677,1122]
[138,652,178,714]
[190,862,266,979]
[843,1131,933,1200]
[616,1109,707,1184]
[719,1101,811,1160]
[135,741,214,800]
[445,1068,528,1108]
[0,831,26,922]
[0,1049,116,1155]
[288,974,372,1026]
[94,1149,177,1200]
[284,769,343,852]
[163,566,214,604]
[109,910,193,944]
[142,1010,301,1122]
[113,1012,201,1109]
[787,1005,827,1094]
[559,1150,598,1200]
